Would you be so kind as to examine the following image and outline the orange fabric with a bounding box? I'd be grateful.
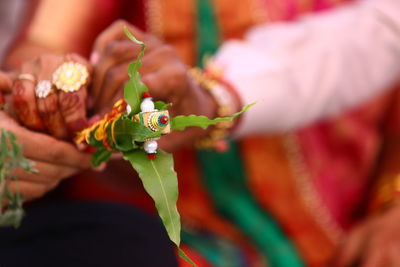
[154,0,196,66]
[240,136,337,266]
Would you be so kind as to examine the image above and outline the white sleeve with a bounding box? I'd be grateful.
[213,0,400,137]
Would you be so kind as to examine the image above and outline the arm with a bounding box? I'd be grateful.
[214,0,400,136]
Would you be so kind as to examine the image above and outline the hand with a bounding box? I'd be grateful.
[333,204,400,267]
[90,20,219,151]
[12,54,92,140]
[0,111,92,201]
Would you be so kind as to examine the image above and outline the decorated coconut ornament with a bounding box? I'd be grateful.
[133,92,171,159]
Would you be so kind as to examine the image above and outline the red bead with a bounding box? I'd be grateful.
[147,153,156,160]
[142,92,151,98]
[159,115,169,125]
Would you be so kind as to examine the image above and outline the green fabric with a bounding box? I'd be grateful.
[182,229,246,267]
[196,0,220,68]
[187,0,306,266]
[197,143,304,267]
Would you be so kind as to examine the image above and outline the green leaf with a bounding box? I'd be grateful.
[124,75,148,114]
[0,129,30,228]
[124,26,145,75]
[171,103,255,131]
[92,149,112,167]
[113,119,136,151]
[154,101,172,111]
[0,208,24,228]
[18,158,37,173]
[113,119,161,145]
[123,27,149,114]
[122,149,181,246]
[178,248,199,267]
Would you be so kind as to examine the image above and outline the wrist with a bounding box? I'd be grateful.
[188,67,241,151]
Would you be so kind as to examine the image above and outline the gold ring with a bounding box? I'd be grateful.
[17,73,36,83]
[52,61,88,93]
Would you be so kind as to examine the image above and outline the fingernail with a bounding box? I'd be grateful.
[92,162,106,172]
[90,52,99,65]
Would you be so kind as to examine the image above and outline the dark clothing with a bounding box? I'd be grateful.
[0,201,178,267]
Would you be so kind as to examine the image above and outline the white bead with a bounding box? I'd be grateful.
[126,104,132,114]
[140,98,155,112]
[143,140,158,154]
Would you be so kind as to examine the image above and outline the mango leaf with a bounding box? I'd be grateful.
[171,103,255,131]
[92,148,112,167]
[124,78,148,115]
[122,149,181,246]
[124,26,145,76]
[154,101,172,111]
[113,119,136,151]
[113,119,162,145]
[123,27,148,114]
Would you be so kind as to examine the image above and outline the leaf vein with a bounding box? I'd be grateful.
[150,160,178,242]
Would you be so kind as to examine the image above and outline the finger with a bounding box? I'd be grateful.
[57,54,92,137]
[91,41,140,108]
[139,45,179,75]
[58,85,89,137]
[37,92,68,139]
[13,160,79,184]
[91,20,147,64]
[92,39,167,110]
[12,60,44,131]
[93,60,129,111]
[1,116,92,169]
[335,224,370,267]
[141,63,188,105]
[35,54,68,139]
[0,71,13,93]
[7,180,57,202]
[94,83,125,117]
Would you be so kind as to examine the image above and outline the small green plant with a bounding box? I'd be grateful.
[0,129,36,227]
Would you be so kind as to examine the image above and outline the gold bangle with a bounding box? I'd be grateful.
[372,173,400,211]
[188,68,237,151]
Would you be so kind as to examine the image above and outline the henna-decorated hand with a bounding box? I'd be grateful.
[12,54,92,140]
[0,111,92,201]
